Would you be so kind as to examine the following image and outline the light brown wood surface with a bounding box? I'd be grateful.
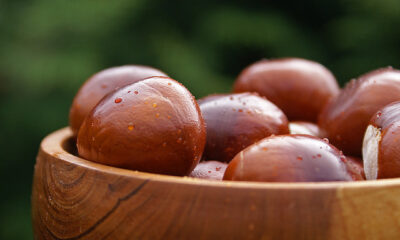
[32,127,400,240]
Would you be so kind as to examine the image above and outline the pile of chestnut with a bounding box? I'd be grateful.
[69,58,400,183]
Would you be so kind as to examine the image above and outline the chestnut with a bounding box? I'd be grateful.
[344,156,365,181]
[223,135,353,182]
[77,76,206,176]
[69,65,168,136]
[319,67,400,157]
[233,58,339,122]
[189,161,228,180]
[362,101,400,179]
[289,121,321,137]
[199,93,289,162]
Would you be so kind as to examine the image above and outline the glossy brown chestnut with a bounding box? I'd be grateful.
[233,58,339,122]
[223,135,353,182]
[363,101,400,179]
[319,67,400,157]
[189,161,228,180]
[199,93,289,162]
[69,65,168,136]
[345,156,365,181]
[289,121,321,137]
[77,77,206,176]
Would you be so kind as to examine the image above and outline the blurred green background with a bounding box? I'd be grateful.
[1,0,400,239]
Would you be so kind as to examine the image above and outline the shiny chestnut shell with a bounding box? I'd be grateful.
[363,101,400,179]
[189,161,228,180]
[319,67,400,157]
[77,77,205,176]
[199,93,289,162]
[69,65,168,136]
[233,58,339,122]
[223,135,353,182]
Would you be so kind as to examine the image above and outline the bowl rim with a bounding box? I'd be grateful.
[41,127,400,190]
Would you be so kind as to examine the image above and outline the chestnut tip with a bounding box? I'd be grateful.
[289,121,321,137]
[189,161,228,180]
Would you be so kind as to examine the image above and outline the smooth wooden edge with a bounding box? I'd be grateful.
[41,127,400,190]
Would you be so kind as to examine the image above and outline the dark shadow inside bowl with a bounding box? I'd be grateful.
[61,136,78,156]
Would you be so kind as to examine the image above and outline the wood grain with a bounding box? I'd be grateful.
[32,127,400,240]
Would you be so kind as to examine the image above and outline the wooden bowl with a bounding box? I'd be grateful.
[32,127,400,239]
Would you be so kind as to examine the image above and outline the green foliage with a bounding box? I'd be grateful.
[0,0,399,239]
